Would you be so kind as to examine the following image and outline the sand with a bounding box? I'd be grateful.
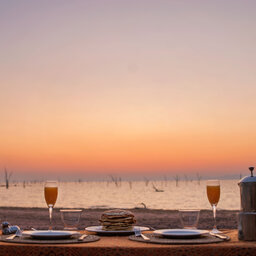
[0,207,239,230]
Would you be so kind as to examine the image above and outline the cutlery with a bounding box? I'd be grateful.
[78,234,88,241]
[209,232,229,240]
[6,229,22,240]
[134,228,150,240]
[6,234,17,240]
[148,226,156,231]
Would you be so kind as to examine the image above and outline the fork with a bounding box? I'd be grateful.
[134,227,150,240]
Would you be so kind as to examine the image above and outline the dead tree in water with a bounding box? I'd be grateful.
[174,175,179,187]
[196,173,202,185]
[4,168,13,189]
[163,175,168,187]
[140,202,147,208]
[184,174,188,184]
[135,202,147,209]
[144,177,150,186]
[152,183,164,192]
[109,175,119,187]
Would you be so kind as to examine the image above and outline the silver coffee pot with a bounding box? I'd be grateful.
[238,167,256,240]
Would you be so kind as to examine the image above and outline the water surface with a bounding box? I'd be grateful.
[0,179,240,210]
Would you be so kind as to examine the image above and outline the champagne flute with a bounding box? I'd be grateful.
[206,180,221,234]
[44,181,58,230]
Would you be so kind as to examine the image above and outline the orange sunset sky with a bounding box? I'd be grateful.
[0,0,255,178]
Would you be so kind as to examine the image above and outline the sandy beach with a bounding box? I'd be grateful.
[0,207,238,231]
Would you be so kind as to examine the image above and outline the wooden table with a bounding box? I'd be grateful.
[0,230,256,256]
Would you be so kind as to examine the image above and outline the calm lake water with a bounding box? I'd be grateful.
[0,179,240,210]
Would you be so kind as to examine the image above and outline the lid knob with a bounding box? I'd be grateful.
[249,167,255,177]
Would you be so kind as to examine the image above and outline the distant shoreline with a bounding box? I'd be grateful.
[0,207,239,230]
[1,175,243,184]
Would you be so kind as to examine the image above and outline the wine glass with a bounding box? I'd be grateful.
[44,181,58,230]
[206,180,221,234]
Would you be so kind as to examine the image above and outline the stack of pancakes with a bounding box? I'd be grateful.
[99,209,136,231]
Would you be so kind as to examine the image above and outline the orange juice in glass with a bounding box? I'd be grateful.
[45,186,58,206]
[206,180,221,234]
[207,185,220,205]
[44,181,58,230]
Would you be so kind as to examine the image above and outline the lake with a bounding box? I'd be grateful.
[0,179,240,210]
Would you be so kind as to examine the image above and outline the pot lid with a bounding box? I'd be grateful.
[239,167,256,184]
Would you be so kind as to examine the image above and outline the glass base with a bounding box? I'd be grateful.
[210,228,222,234]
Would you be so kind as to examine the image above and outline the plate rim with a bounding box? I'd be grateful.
[85,225,149,233]
[23,230,80,238]
[153,229,209,237]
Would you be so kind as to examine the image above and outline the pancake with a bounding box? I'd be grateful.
[99,209,136,231]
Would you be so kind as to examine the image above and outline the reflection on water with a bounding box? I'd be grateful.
[0,180,240,210]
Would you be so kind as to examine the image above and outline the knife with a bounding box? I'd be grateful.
[209,232,229,240]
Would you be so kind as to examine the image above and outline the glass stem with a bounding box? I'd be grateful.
[49,205,53,230]
[212,204,217,230]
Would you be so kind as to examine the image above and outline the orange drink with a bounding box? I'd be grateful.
[206,180,221,234]
[44,187,58,206]
[44,181,58,230]
[207,185,220,205]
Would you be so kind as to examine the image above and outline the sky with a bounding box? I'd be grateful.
[0,0,256,178]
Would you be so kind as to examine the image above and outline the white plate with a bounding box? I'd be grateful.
[153,229,209,238]
[23,230,80,239]
[85,226,149,235]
